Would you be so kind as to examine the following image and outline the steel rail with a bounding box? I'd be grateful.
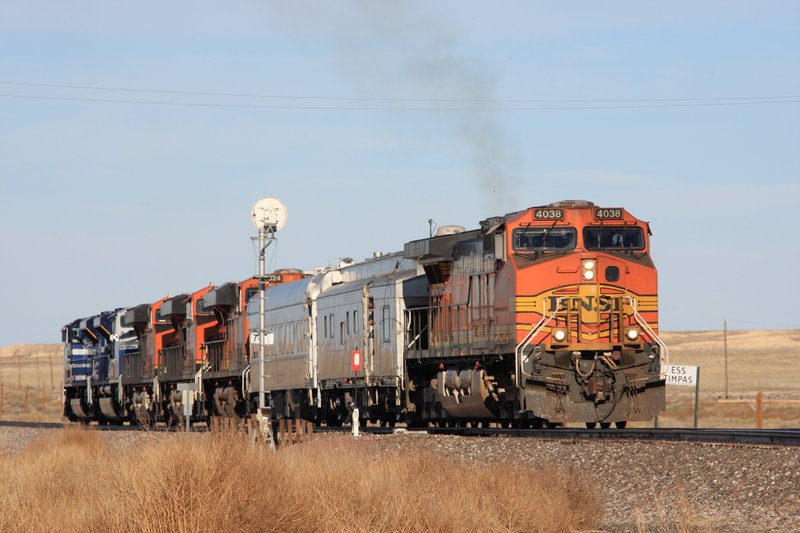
[424,426,800,446]
[3,419,798,446]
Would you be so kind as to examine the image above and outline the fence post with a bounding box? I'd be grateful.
[23,384,30,413]
[41,385,46,415]
[756,391,763,429]
[0,383,4,416]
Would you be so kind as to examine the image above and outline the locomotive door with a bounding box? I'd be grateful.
[362,284,374,380]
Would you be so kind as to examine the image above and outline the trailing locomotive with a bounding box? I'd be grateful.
[62,309,138,423]
[63,199,666,428]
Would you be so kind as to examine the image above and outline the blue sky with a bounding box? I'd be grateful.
[0,1,798,345]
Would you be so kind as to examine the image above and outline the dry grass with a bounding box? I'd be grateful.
[0,344,62,421]
[662,329,800,396]
[658,329,800,428]
[0,428,603,533]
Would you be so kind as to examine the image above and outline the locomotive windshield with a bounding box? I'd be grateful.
[513,227,576,251]
[583,226,645,251]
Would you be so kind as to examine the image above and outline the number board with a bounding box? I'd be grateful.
[262,274,283,283]
[595,208,624,220]
[533,208,564,221]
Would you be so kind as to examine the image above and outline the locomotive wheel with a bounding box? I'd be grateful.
[585,422,597,429]
[600,422,611,429]
[615,421,628,428]
[325,412,341,427]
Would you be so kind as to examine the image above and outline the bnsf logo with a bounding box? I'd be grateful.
[546,296,622,313]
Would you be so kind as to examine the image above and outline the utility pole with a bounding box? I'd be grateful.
[258,223,267,411]
[723,321,729,399]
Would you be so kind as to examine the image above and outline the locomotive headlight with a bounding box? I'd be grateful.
[626,328,640,341]
[582,260,596,280]
[553,329,567,342]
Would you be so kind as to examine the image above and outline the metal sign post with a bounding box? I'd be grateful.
[177,382,195,433]
[351,349,362,437]
[663,364,700,428]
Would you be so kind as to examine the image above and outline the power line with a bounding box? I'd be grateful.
[0,80,797,105]
[0,92,798,111]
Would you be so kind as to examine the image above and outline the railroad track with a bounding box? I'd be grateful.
[3,419,799,446]
[0,420,204,432]
[424,426,800,447]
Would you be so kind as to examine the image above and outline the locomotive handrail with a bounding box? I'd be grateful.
[624,296,669,367]
[406,323,429,350]
[241,365,250,403]
[514,297,565,386]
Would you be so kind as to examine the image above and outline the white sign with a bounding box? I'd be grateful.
[662,364,698,386]
[249,331,274,346]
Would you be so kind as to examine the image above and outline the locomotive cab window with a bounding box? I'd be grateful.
[513,227,576,251]
[583,226,645,251]
[245,288,259,305]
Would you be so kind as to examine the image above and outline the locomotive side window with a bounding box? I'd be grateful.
[513,227,576,250]
[382,305,391,342]
[583,227,645,250]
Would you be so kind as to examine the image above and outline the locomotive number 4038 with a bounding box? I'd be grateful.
[533,208,564,220]
[595,208,623,219]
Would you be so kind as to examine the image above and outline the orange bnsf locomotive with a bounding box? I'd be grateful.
[404,200,666,427]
